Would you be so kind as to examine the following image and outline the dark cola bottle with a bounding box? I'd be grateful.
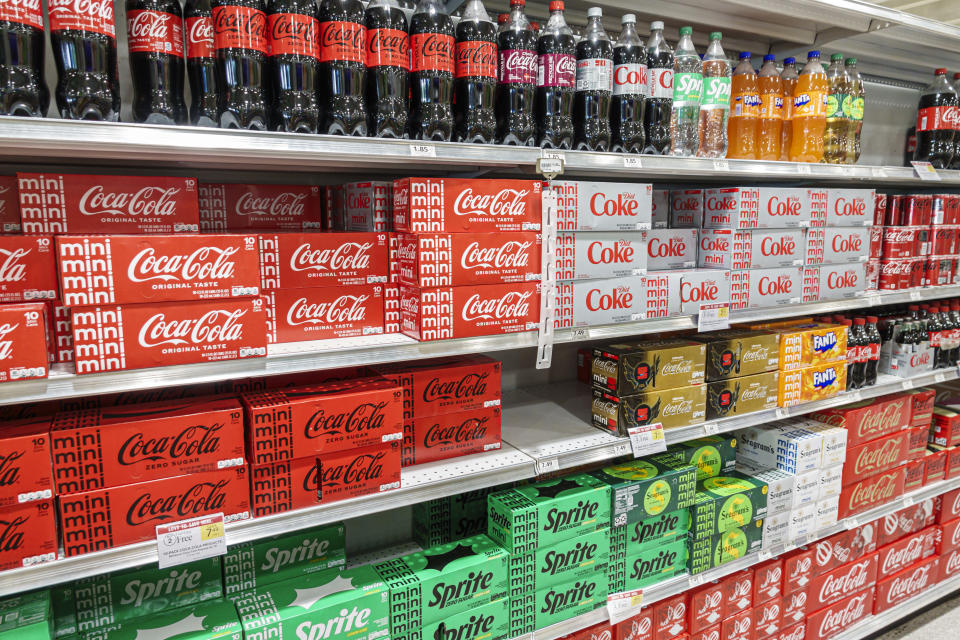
[454,0,496,143]
[0,0,48,116]
[495,0,536,145]
[409,0,453,141]
[643,20,673,154]
[126,0,188,124]
[212,0,268,129]
[535,0,574,149]
[365,0,408,138]
[318,0,366,135]
[48,0,121,120]
[184,0,219,126]
[267,0,319,133]
[611,13,645,153]
[573,7,612,151]
[914,68,958,169]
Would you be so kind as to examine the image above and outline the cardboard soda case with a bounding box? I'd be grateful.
[651,189,669,228]
[753,597,783,640]
[815,189,875,227]
[0,591,51,640]
[694,330,780,382]
[905,458,925,491]
[591,456,697,527]
[925,447,947,484]
[258,232,389,288]
[722,569,754,613]
[398,231,541,286]
[0,499,56,570]
[646,228,698,270]
[592,385,707,434]
[401,406,502,466]
[83,598,243,639]
[706,372,779,420]
[51,584,76,638]
[413,486,502,548]
[198,182,323,231]
[262,285,385,343]
[0,235,57,303]
[937,487,960,523]
[753,559,783,604]
[371,354,501,419]
[808,393,911,448]
[729,268,804,310]
[591,339,706,394]
[801,263,867,302]
[677,269,731,315]
[248,456,320,517]
[837,467,906,519]
[804,586,874,640]
[671,189,704,228]
[690,472,769,538]
[721,606,752,640]
[641,270,683,318]
[400,282,540,341]
[510,574,608,635]
[698,229,804,270]
[877,499,936,547]
[0,302,48,383]
[777,361,846,407]
[614,609,654,640]
[841,431,908,486]
[801,422,848,467]
[609,508,691,552]
[688,520,765,574]
[932,407,960,447]
[610,535,688,589]
[876,527,937,576]
[554,276,646,328]
[703,188,813,229]
[783,547,814,594]
[406,598,510,640]
[510,527,608,591]
[393,178,542,232]
[807,552,877,610]
[748,321,847,371]
[873,555,938,614]
[50,299,73,364]
[0,176,19,233]
[551,181,652,231]
[555,232,648,280]
[664,436,738,481]
[782,590,808,627]
[689,581,725,634]
[343,181,391,232]
[736,426,823,474]
[0,417,52,507]
[941,548,960,582]
[803,227,871,266]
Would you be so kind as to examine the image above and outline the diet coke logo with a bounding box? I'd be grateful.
[138,309,246,348]
[590,192,639,217]
[127,246,238,283]
[587,240,633,265]
[648,237,686,258]
[832,234,862,253]
[290,241,372,272]
[286,295,369,326]
[0,248,28,283]
[834,197,866,216]
[827,270,857,289]
[701,235,728,252]
[680,280,719,304]
[79,186,181,218]
[453,188,529,218]
[759,275,792,296]
[768,197,801,216]
[706,196,736,211]
[236,191,306,217]
[586,286,633,312]
[462,290,532,322]
[761,236,796,256]
[460,240,531,270]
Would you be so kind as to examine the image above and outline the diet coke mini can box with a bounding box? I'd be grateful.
[812,189,875,227]
[703,187,814,229]
[393,178,542,232]
[804,227,871,266]
[671,189,704,228]
[343,181,392,232]
[555,232,647,280]
[552,181,653,231]
[0,499,56,570]
[651,188,669,228]
[56,234,262,306]
[801,263,866,302]
[262,285,384,343]
[0,303,48,383]
[198,182,323,231]
[555,276,646,327]
[400,282,540,341]
[258,232,389,288]
[677,269,731,315]
[18,173,200,234]
[646,228,698,270]
[729,267,804,310]
[698,229,804,270]
[0,175,19,233]
[0,236,57,303]
[398,231,541,286]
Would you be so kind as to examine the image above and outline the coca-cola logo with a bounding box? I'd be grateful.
[587,240,633,265]
[760,236,795,256]
[138,310,247,348]
[0,248,29,283]
[320,452,384,487]
[827,270,857,289]
[660,602,685,624]
[118,425,223,465]
[586,286,633,312]
[701,236,728,252]
[697,590,723,615]
[768,197,801,216]
[856,401,906,438]
[759,275,792,296]
[188,15,214,45]
[127,480,229,525]
[455,40,497,73]
[680,280,719,304]
[269,12,318,53]
[236,191,306,217]
[423,372,488,403]
[854,437,902,474]
[48,0,112,22]
[461,291,532,322]
[416,33,452,58]
[320,20,363,51]
[630,617,651,638]
[79,186,181,218]
[305,402,387,438]
[832,234,862,253]
[834,197,865,216]
[424,416,488,448]
[0,323,18,361]
[885,564,933,603]
[0,451,22,487]
[648,237,686,258]
[367,27,408,62]
[819,560,872,603]
[880,536,925,574]
[453,188,529,218]
[460,241,531,270]
[848,472,899,511]
[819,592,868,637]
[290,241,372,272]
[212,6,266,42]
[706,196,736,211]
[129,10,176,41]
[589,192,639,217]
[504,49,536,73]
[614,64,647,87]
[286,295,369,326]
[0,516,26,552]
[127,246,238,283]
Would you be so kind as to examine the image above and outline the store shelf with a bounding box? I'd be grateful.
[830,575,960,640]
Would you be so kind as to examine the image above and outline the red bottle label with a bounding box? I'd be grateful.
[366,27,408,69]
[410,32,453,73]
[185,16,215,58]
[318,20,364,63]
[917,105,960,132]
[0,0,43,30]
[212,5,267,54]
[537,52,575,88]
[267,12,318,58]
[47,0,115,38]
[455,39,496,78]
[127,10,185,57]
[499,48,537,84]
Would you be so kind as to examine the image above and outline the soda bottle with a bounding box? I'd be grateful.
[573,7,611,151]
[851,317,868,389]
[756,54,782,161]
[0,0,47,117]
[212,0,268,129]
[453,0,496,143]
[318,0,366,136]
[365,0,408,138]
[642,20,672,154]
[697,31,729,158]
[927,308,943,368]
[864,315,880,385]
[669,26,699,157]
[950,299,960,364]
[409,0,454,141]
[49,0,121,121]
[789,50,828,163]
[727,52,758,160]
[914,68,958,169]
[126,0,187,124]
[610,14,645,154]
[844,57,864,164]
[841,319,856,390]
[267,0,319,133]
[535,0,574,149]
[779,56,798,161]
[495,0,536,146]
[184,0,219,126]
[823,53,849,164]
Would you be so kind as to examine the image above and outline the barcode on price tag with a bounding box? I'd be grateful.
[156,513,226,569]
[627,423,667,457]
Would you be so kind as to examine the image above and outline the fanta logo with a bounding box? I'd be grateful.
[812,332,838,353]
[812,368,837,389]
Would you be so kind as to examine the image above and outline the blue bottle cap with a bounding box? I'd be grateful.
[763,54,775,62]
[784,56,796,64]
[808,50,820,58]
[739,51,751,59]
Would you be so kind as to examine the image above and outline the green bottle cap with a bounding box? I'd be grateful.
[845,57,857,65]
[830,53,843,62]
[680,26,692,36]
[709,31,722,40]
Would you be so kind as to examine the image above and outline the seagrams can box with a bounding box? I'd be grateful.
[0,235,57,303]
[58,465,250,557]
[487,474,611,552]
[664,436,738,482]
[550,181,653,231]
[0,417,52,507]
[694,330,780,382]
[510,575,608,636]
[398,231,541,287]
[0,302,49,383]
[258,232,389,288]
[400,282,540,341]
[0,499,56,570]
[706,372,780,421]
[777,361,847,407]
[413,486,504,548]
[609,535,688,591]
[555,232,648,280]
[590,457,697,527]
[404,598,510,640]
[689,519,765,574]
[592,385,707,435]
[690,472,769,538]
[509,527,609,593]
[401,406,502,466]
[592,339,706,394]
[198,182,323,231]
[393,178,542,232]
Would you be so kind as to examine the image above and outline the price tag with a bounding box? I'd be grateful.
[759,550,773,562]
[623,157,642,169]
[537,157,564,178]
[704,423,720,436]
[541,150,565,162]
[911,160,942,181]
[571,328,588,340]
[698,302,730,333]
[910,290,923,301]
[607,589,644,624]
[627,423,667,458]
[903,496,915,507]
[903,379,915,390]
[848,391,861,403]
[936,372,947,383]
[845,517,860,530]
[775,408,788,419]
[613,441,631,457]
[712,160,729,172]
[536,457,559,476]
[797,163,812,175]
[410,144,436,158]
[156,513,226,569]
[690,574,706,586]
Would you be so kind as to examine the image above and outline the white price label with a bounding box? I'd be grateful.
[410,144,436,158]
[156,513,226,569]
[775,408,788,419]
[759,550,773,562]
[903,379,915,390]
[623,157,642,169]
[845,517,860,530]
[628,423,667,458]
[613,442,631,457]
[541,150,565,162]
[536,457,560,475]
[848,391,861,403]
[903,496,915,507]
[607,589,644,624]
[571,328,588,340]
[698,302,731,333]
[936,372,947,383]
[911,160,942,181]
[713,160,729,172]
[538,157,564,176]
[910,290,923,301]
[704,423,720,436]
[797,163,812,175]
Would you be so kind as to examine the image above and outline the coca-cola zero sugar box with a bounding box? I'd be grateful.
[0,302,48,383]
[552,181,652,231]
[804,586,874,640]
[262,285,384,343]
[0,499,56,570]
[56,234,261,306]
[250,456,319,518]
[730,267,804,310]
[703,188,813,229]
[18,173,200,234]
[0,417,52,507]
[71,298,267,374]
[804,227,872,266]
[646,228,698,270]
[319,441,402,503]
[393,178,542,232]
[198,183,322,231]
[813,189,875,227]
[0,236,57,303]
[371,354,501,419]
[400,282,539,341]
[698,229,804,270]
[555,276,646,327]
[398,231,541,286]
[671,190,704,228]
[258,232,389,288]
[556,232,647,280]
[0,175,19,233]
[873,555,938,614]
[401,406,502,466]
[801,263,866,302]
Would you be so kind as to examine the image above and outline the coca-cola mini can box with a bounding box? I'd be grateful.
[0,499,56,570]
[400,282,540,341]
[262,285,385,343]
[0,417,52,507]
[555,276,646,327]
[258,232,389,288]
[56,234,261,306]
[398,231,541,286]
[730,267,803,310]
[841,431,909,487]
[551,180,652,231]
[801,263,866,302]
[698,229,804,270]
[556,232,647,280]
[401,406,502,466]
[18,173,200,234]
[804,587,874,640]
[393,178,542,232]
[250,456,320,517]
[0,236,57,303]
[198,183,323,231]
[0,302,48,383]
[838,467,906,519]
[654,593,688,638]
[812,189,874,227]
[372,355,500,419]
[876,527,937,577]
[873,555,938,614]
[703,187,814,229]
[646,228,698,270]
[671,189,704,228]
[721,607,752,640]
[804,227,871,266]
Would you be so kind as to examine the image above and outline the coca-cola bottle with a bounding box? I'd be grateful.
[365,0,408,138]
[643,20,673,154]
[184,0,219,126]
[841,319,856,390]
[318,0,366,135]
[927,306,943,368]
[611,13,645,153]
[950,299,960,364]
[48,0,121,120]
[535,0,574,149]
[0,0,48,116]
[126,0,188,124]
[212,0,268,129]
[914,67,958,169]
[408,0,453,141]
[864,315,880,385]
[495,0,536,146]
[267,0,319,133]
[454,0,496,143]
[573,7,612,151]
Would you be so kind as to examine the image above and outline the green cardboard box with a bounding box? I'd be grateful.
[509,574,608,635]
[610,509,691,555]
[413,488,500,548]
[608,536,688,592]
[222,522,346,594]
[688,519,765,574]
[665,436,739,482]
[405,598,510,640]
[0,590,51,640]
[51,584,76,638]
[590,456,697,528]
[487,475,610,553]
[509,527,609,593]
[690,472,769,538]
[82,599,243,640]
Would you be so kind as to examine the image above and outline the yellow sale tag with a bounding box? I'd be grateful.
[201,522,225,541]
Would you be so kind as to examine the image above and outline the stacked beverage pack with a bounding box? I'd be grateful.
[695,329,781,421]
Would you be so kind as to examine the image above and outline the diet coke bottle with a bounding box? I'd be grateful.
[408,0,453,141]
[267,0,320,133]
[318,0,366,135]
[573,7,612,151]
[126,0,188,124]
[611,13,646,153]
[454,0,497,143]
[365,0,408,138]
[212,0,268,129]
[495,0,536,145]
[914,67,959,169]
[535,0,574,148]
[0,0,48,116]
[184,0,219,126]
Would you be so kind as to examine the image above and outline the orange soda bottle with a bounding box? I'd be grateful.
[779,57,798,160]
[757,54,783,161]
[727,51,759,159]
[789,50,829,163]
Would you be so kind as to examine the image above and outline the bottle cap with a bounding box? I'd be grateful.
[808,50,821,58]
[831,53,843,61]
[679,26,692,35]
[510,0,524,6]
[587,6,602,18]
[739,51,751,59]
[846,57,857,65]
[498,12,508,22]
[548,0,563,11]
[854,317,866,325]
[622,13,636,24]
[867,316,878,323]
[709,31,721,39]
[784,56,795,64]
[763,54,775,62]
[651,20,663,29]
[936,67,947,74]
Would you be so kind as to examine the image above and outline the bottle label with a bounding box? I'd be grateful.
[845,95,864,121]
[455,40,497,79]
[186,16,215,59]
[759,93,783,120]
[782,85,794,119]
[917,106,960,132]
[846,344,858,366]
[499,48,537,84]
[869,341,880,361]
[410,32,454,73]
[612,62,648,97]
[700,76,730,109]
[930,331,941,349]
[47,0,115,38]
[366,27,409,69]
[267,12,319,58]
[576,57,612,92]
[538,52,575,88]
[0,0,43,31]
[127,10,184,57]
[793,89,827,119]
[826,92,845,119]
[212,5,266,53]
[730,89,760,118]
[672,72,701,105]
[319,20,365,63]
[648,68,673,98]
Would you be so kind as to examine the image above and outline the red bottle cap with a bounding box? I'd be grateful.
[510,0,525,6]
[549,0,563,10]
[936,68,948,75]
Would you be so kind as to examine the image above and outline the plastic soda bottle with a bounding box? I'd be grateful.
[845,57,864,164]
[669,26,700,157]
[789,50,828,162]
[642,20,673,154]
[727,51,759,159]
[779,57,798,160]
[823,53,849,164]
[697,31,729,158]
[757,54,782,161]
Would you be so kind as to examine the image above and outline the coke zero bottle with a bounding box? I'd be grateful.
[185,0,219,126]
[535,0,574,149]
[454,0,496,143]
[408,0,453,141]
[495,0,536,145]
[643,20,673,154]
[267,0,319,133]
[319,0,366,135]
[126,0,188,124]
[573,7,611,151]
[611,13,645,153]
[365,0,408,138]
[914,67,958,169]
[212,0,268,129]
[0,0,48,117]
[48,0,121,120]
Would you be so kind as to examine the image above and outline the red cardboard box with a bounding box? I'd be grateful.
[906,426,929,459]
[905,458,925,491]
[838,467,906,519]
[49,397,246,495]
[198,183,323,231]
[754,599,782,640]
[614,609,653,640]
[397,232,541,287]
[783,548,814,594]
[941,548,960,582]
[938,487,960,523]
[939,518,960,554]
[371,355,501,419]
[753,559,783,605]
[654,594,688,639]
[932,407,960,447]
[691,627,720,640]
[877,527,938,576]
[250,456,318,518]
[258,232,389,288]
[778,624,804,640]
[841,431,908,487]
[721,607,752,640]
[0,418,51,507]
[400,282,540,341]
[689,581,725,634]
[0,499,56,570]
[782,590,807,626]
[0,175,19,233]
[50,300,73,364]
[0,236,57,303]
[905,388,936,428]
[384,283,400,334]
[804,587,874,640]
[808,394,911,449]
[924,448,947,485]
[873,555,938,613]
[722,570,754,614]
[877,500,937,546]
[811,525,878,577]
[392,178,542,233]
[58,466,250,557]
[401,406,502,467]
[807,553,877,610]
[71,298,267,374]
[18,173,200,234]
[933,444,960,479]
[0,302,49,383]
[262,285,385,343]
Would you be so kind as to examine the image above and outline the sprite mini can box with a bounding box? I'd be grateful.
[665,436,738,482]
[694,330,780,382]
[0,590,50,640]
[487,475,610,553]
[690,472,768,538]
[509,573,608,635]
[592,339,706,394]
[610,508,691,553]
[223,522,346,594]
[413,487,502,548]
[608,535,688,592]
[51,584,76,638]
[688,519,765,575]
[590,456,697,528]
[82,599,242,640]
[405,598,510,640]
[509,527,609,594]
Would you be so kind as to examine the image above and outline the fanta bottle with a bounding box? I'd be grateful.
[789,50,829,163]
[757,54,783,161]
[779,57,798,160]
[727,51,758,159]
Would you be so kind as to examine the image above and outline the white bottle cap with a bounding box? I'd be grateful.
[587,7,602,17]
[651,20,664,29]
[622,13,636,24]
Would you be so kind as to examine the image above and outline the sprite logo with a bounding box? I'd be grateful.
[691,446,721,480]
[644,480,672,515]
[827,93,845,119]
[604,460,657,481]
[714,529,748,564]
[844,96,864,121]
[701,76,731,109]
[673,72,703,105]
